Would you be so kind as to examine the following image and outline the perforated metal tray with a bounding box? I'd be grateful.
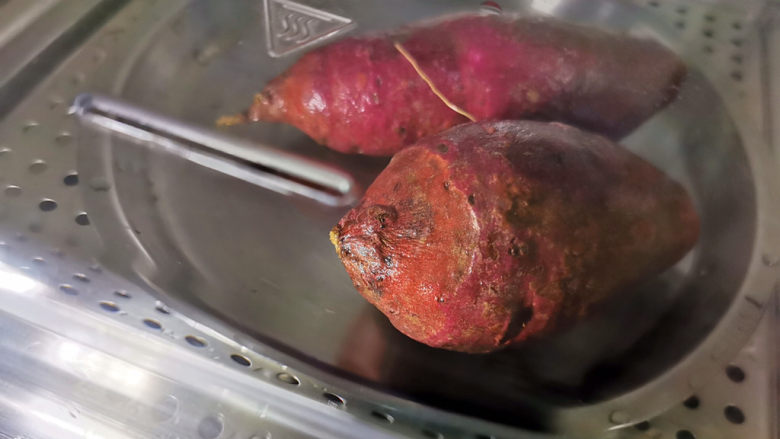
[0,1,777,438]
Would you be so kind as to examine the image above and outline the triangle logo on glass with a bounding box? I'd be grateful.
[264,0,355,58]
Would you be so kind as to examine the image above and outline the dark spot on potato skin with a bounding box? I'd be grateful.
[394,199,434,240]
[443,181,450,191]
[369,275,385,296]
[437,143,448,153]
[499,305,534,344]
[509,241,533,258]
[366,205,399,231]
[397,126,406,136]
[393,182,401,192]
[505,194,541,229]
[468,194,476,205]
[377,213,389,229]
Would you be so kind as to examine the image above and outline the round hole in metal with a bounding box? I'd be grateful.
[422,429,444,439]
[197,415,223,439]
[64,173,79,186]
[676,6,687,14]
[731,38,743,47]
[733,21,742,30]
[675,21,685,29]
[73,273,89,283]
[4,185,22,197]
[683,395,700,409]
[39,199,58,212]
[724,405,745,424]
[370,410,394,423]
[276,372,299,385]
[99,301,119,312]
[323,392,345,408]
[230,354,251,367]
[185,335,207,348]
[648,0,659,7]
[114,290,131,299]
[676,430,695,439]
[726,365,746,382]
[59,284,78,295]
[143,319,162,330]
[704,14,716,22]
[702,29,714,38]
[75,212,90,226]
[731,71,743,81]
[732,54,743,64]
[29,160,47,174]
[635,421,651,431]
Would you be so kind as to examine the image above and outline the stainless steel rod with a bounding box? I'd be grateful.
[71,93,359,206]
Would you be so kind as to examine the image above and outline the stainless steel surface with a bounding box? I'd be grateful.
[0,0,57,48]
[0,0,777,438]
[0,0,112,112]
[614,291,778,439]
[0,261,402,439]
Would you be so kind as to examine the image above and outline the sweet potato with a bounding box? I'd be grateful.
[330,121,699,353]
[245,14,685,156]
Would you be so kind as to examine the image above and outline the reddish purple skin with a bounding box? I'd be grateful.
[250,15,686,156]
[331,121,699,353]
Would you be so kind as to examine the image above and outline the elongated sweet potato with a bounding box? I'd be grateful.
[330,121,699,353]
[244,14,685,156]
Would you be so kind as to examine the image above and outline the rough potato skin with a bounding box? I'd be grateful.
[249,15,686,156]
[330,121,699,353]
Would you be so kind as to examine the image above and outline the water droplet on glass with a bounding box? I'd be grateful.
[609,410,630,424]
[88,177,111,191]
[480,1,503,14]
[761,254,779,267]
[150,395,178,422]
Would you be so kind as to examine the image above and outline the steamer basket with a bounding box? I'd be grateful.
[0,1,777,438]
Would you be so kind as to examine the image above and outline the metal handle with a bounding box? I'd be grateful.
[70,93,359,206]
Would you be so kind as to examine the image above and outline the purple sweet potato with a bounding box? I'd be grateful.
[242,14,685,156]
[330,121,699,353]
